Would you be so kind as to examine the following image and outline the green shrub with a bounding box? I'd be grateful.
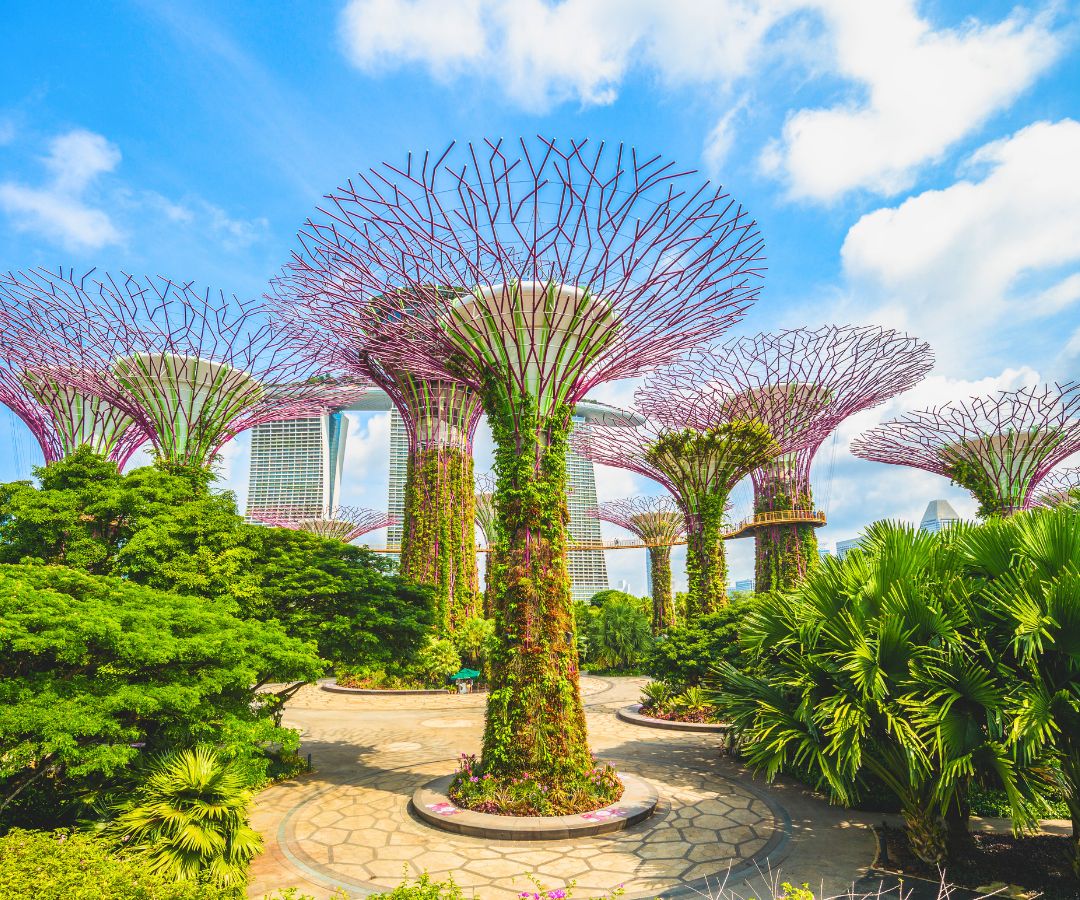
[450,615,495,670]
[583,599,652,671]
[645,596,758,689]
[368,874,465,899]
[415,637,462,683]
[0,828,222,899]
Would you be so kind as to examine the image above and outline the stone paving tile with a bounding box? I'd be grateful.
[248,676,878,899]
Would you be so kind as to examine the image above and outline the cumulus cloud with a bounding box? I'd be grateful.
[0,128,123,249]
[839,120,1080,366]
[767,2,1061,200]
[338,0,1062,200]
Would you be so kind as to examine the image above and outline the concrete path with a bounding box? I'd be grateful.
[249,676,881,899]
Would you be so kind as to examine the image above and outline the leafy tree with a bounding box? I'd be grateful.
[957,507,1080,873]
[712,522,1033,866]
[587,588,649,617]
[645,595,759,689]
[245,527,434,667]
[451,614,495,670]
[0,563,322,826]
[104,747,260,892]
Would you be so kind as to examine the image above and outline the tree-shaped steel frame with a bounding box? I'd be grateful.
[249,505,398,543]
[361,352,483,633]
[851,383,1080,516]
[572,417,769,614]
[1032,466,1080,508]
[0,268,361,472]
[474,471,498,543]
[640,326,933,591]
[282,136,763,789]
[589,496,686,632]
[0,272,147,466]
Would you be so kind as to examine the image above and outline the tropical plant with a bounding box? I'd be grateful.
[711,522,1033,866]
[585,599,652,670]
[415,637,462,684]
[672,686,712,717]
[105,747,260,890]
[639,681,672,712]
[451,614,496,669]
[955,506,1080,873]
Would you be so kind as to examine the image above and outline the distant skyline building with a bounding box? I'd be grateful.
[836,537,862,560]
[245,393,619,602]
[919,499,961,533]
[246,412,346,517]
[734,578,755,593]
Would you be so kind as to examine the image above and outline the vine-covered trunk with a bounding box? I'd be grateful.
[480,398,592,783]
[753,462,817,593]
[684,493,729,615]
[399,445,479,633]
[648,546,674,632]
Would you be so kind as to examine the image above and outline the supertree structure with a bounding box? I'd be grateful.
[1,268,361,474]
[0,274,147,467]
[1032,466,1080,508]
[851,383,1080,517]
[360,353,484,632]
[249,505,398,543]
[589,496,686,632]
[573,416,776,614]
[474,472,498,617]
[640,327,933,592]
[282,137,762,792]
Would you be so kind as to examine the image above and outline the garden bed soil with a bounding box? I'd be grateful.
[875,825,1079,899]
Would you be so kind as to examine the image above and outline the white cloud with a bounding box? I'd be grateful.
[0,128,122,249]
[338,1,1063,200]
[769,2,1061,200]
[838,120,1080,365]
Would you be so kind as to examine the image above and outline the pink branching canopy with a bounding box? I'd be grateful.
[279,137,763,420]
[638,326,934,503]
[0,270,147,466]
[1031,466,1080,507]
[589,496,687,546]
[0,268,366,467]
[851,383,1080,513]
[249,505,398,543]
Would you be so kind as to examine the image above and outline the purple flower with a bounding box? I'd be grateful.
[470,776,479,783]
[549,890,567,899]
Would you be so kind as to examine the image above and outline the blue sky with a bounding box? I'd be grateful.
[2,0,1079,591]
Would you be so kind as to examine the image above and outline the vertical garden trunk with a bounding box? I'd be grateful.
[399,445,479,633]
[480,398,592,783]
[684,494,729,615]
[648,545,675,632]
[753,462,817,593]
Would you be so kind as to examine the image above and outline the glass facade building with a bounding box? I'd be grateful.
[246,412,346,518]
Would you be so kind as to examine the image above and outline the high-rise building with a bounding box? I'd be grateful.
[919,499,961,534]
[836,537,863,560]
[245,392,624,601]
[246,413,347,517]
[734,578,755,593]
[566,421,609,602]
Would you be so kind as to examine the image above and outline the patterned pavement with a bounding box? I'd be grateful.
[249,677,878,899]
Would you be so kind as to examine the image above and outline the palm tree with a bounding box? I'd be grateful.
[957,506,1080,874]
[712,521,1029,865]
[106,746,261,889]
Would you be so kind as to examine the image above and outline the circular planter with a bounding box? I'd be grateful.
[411,772,658,840]
[320,680,451,696]
[617,704,731,734]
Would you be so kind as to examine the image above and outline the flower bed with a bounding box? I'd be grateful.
[448,754,624,817]
[637,703,721,724]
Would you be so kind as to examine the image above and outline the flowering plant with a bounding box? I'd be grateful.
[448,754,622,816]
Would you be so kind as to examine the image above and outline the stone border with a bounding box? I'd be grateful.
[410,772,659,840]
[617,704,732,733]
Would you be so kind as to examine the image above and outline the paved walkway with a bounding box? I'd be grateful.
[249,677,880,899]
